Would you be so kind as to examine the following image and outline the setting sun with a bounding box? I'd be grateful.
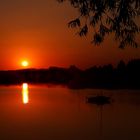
[21,60,29,67]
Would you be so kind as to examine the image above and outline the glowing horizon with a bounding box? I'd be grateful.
[0,1,139,70]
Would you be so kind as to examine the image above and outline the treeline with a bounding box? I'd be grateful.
[0,59,140,89]
[69,59,140,89]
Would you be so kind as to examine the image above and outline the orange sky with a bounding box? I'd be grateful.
[0,0,140,70]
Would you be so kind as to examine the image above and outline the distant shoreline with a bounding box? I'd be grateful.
[0,59,140,90]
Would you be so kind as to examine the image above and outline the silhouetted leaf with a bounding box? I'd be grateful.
[99,24,111,36]
[68,18,81,28]
[78,25,88,36]
[92,33,104,45]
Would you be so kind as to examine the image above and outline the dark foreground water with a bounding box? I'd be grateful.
[0,85,140,140]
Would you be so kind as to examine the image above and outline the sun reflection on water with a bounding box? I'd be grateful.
[22,83,29,104]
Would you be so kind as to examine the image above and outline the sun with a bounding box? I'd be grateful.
[21,60,29,67]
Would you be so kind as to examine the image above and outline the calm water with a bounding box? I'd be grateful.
[0,84,140,140]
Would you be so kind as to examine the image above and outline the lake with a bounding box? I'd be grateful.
[0,84,140,140]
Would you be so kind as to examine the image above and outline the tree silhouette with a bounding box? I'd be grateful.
[58,0,140,48]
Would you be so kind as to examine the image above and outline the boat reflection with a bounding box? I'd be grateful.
[22,83,29,104]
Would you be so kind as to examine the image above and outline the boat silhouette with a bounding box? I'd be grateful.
[86,95,111,105]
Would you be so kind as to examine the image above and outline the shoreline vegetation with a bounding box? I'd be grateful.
[0,59,140,89]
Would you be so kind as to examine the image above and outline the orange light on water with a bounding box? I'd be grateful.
[22,83,29,104]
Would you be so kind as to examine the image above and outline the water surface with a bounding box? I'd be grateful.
[0,85,140,140]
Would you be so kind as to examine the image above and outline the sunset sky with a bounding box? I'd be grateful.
[0,0,140,70]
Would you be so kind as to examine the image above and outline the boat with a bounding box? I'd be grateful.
[86,95,111,105]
